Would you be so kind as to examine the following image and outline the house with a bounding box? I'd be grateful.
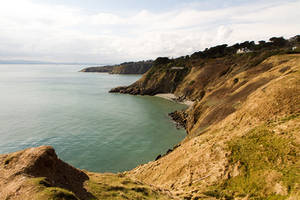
[236,47,252,54]
[292,46,297,51]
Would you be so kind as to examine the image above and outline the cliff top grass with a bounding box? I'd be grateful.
[25,173,172,200]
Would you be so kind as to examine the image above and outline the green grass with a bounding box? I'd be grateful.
[27,177,78,200]
[204,123,300,199]
[43,188,78,200]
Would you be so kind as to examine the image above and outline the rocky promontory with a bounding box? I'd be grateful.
[80,60,153,74]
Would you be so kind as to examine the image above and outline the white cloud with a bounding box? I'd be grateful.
[0,0,299,63]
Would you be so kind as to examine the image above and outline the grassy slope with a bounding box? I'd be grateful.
[205,116,300,200]
[127,54,300,199]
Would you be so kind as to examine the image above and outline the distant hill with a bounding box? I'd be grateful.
[80,60,153,74]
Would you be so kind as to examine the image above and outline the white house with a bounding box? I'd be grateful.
[236,48,252,54]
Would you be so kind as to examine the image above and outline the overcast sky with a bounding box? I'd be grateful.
[1,0,300,64]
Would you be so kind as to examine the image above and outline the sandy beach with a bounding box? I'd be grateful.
[155,93,194,106]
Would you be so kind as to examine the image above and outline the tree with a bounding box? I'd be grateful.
[154,57,171,65]
[269,37,287,47]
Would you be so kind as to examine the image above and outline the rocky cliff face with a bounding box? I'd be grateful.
[80,61,153,74]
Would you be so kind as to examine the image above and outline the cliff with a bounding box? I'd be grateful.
[80,60,153,74]
[126,54,300,199]
[110,36,300,199]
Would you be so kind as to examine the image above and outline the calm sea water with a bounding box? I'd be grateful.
[0,64,186,172]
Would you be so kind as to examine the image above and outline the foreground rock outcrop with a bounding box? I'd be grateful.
[0,146,172,200]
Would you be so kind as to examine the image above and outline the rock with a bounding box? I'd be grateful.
[155,155,162,161]
[168,110,188,129]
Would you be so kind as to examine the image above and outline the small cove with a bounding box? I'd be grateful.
[0,64,186,172]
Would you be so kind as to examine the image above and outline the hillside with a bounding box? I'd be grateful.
[80,60,153,74]
[110,36,300,199]
[124,54,300,199]
[1,36,300,200]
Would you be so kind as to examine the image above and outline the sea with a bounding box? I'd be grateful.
[0,64,186,172]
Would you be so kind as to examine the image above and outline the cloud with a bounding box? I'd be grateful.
[0,0,299,63]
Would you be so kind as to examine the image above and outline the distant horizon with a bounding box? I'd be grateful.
[0,59,109,66]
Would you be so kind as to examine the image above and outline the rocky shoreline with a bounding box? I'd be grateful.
[168,110,188,129]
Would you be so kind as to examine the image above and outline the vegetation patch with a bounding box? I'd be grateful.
[27,177,78,200]
[204,123,300,199]
[29,177,52,187]
[43,187,78,200]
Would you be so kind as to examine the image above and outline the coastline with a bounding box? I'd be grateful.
[154,93,194,106]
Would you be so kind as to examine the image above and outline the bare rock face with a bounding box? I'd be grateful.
[168,110,188,129]
[0,146,92,199]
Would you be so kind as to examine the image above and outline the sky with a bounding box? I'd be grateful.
[0,0,300,64]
